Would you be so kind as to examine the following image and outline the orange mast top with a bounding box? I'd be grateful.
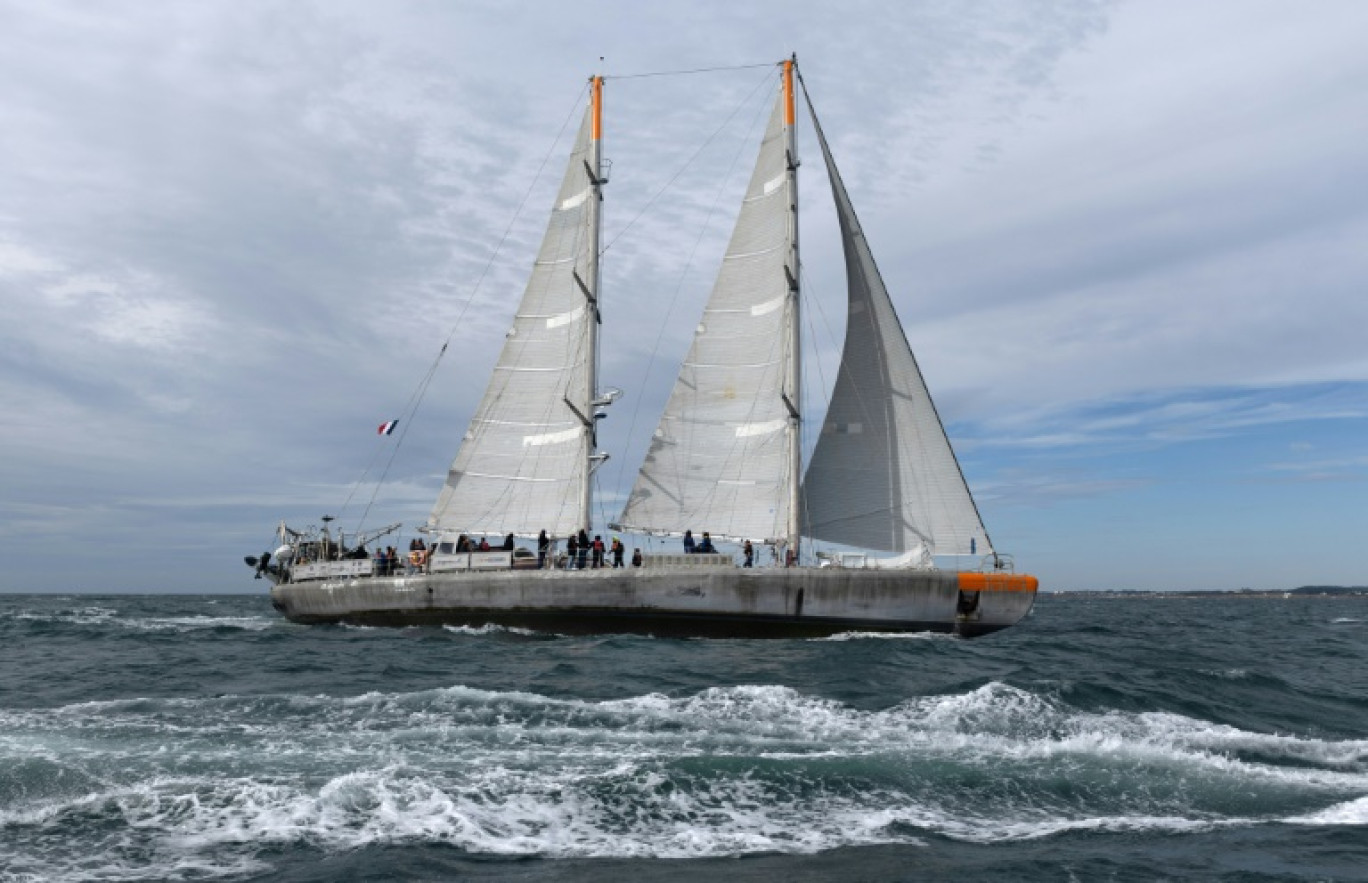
[591,75,603,141]
[782,58,795,128]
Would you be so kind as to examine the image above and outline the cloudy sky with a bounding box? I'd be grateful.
[2,0,1365,593]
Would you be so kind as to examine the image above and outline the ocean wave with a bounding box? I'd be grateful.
[125,615,276,632]
[2,606,274,633]
[4,681,1367,879]
[1286,794,1368,825]
[10,681,1368,772]
[7,606,119,626]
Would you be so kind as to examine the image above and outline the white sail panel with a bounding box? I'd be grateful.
[800,99,993,557]
[616,89,795,543]
[429,104,598,539]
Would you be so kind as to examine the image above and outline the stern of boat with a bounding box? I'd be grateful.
[953,571,1038,637]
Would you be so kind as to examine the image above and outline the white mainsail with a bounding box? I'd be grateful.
[616,81,799,544]
[798,85,992,558]
[429,83,604,539]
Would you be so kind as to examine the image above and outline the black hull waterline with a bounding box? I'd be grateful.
[269,567,1037,639]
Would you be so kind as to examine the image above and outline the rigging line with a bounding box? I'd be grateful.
[610,72,777,501]
[798,265,837,547]
[801,265,882,452]
[350,327,450,533]
[341,341,447,525]
[338,435,392,521]
[602,66,775,255]
[592,469,615,539]
[441,81,592,346]
[800,262,840,415]
[604,61,777,80]
[354,84,592,535]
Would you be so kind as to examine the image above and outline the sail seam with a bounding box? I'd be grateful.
[462,472,566,483]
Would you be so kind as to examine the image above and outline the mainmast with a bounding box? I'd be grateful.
[782,56,801,560]
[583,74,605,531]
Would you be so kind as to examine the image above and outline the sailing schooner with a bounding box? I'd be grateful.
[251,60,1038,638]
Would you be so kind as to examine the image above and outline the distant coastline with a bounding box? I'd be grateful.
[1044,586,1368,599]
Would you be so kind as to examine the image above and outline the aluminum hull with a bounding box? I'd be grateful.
[269,567,1037,638]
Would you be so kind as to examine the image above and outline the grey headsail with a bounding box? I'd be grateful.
[798,85,992,558]
[429,87,603,539]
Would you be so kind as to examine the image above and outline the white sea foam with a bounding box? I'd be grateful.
[10,605,118,625]
[1,765,920,866]
[125,615,276,632]
[5,680,1368,878]
[978,814,1239,841]
[810,630,946,642]
[1199,668,1251,680]
[443,623,544,637]
[1286,794,1368,825]
[6,606,274,633]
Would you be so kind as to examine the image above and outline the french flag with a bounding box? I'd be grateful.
[377,419,398,436]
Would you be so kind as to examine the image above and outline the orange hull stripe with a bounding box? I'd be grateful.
[957,573,1039,593]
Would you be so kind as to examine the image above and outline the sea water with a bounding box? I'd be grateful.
[1,592,1364,881]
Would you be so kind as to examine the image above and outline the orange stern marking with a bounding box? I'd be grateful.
[957,573,1039,593]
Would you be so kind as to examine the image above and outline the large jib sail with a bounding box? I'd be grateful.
[798,83,993,558]
[429,88,602,539]
[616,81,797,543]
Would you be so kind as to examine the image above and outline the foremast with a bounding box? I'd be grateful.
[582,74,606,531]
[782,56,801,561]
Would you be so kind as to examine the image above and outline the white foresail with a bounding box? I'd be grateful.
[429,95,601,539]
[616,85,797,543]
[799,92,993,558]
